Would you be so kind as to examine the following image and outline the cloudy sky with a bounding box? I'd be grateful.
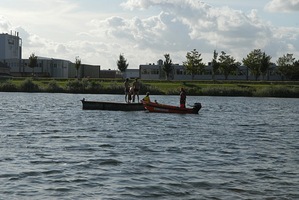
[1,0,298,69]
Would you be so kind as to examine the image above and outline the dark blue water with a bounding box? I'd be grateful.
[0,92,298,199]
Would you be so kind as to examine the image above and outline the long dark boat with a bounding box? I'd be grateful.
[142,101,202,114]
[81,98,145,111]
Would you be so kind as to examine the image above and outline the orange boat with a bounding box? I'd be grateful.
[142,101,202,114]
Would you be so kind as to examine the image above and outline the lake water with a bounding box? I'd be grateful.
[0,92,298,199]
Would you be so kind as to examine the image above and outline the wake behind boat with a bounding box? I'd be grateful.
[81,98,145,111]
[142,101,202,114]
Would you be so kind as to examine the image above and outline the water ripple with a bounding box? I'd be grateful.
[0,93,298,199]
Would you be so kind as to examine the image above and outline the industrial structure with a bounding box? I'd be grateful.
[0,32,102,78]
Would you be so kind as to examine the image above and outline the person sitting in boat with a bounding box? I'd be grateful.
[180,87,186,108]
[142,92,151,104]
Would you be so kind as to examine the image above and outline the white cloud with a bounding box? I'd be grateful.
[117,0,299,63]
[0,16,11,32]
[121,0,165,10]
[118,1,293,61]
[265,0,299,12]
[55,44,68,54]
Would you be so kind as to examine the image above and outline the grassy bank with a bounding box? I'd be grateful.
[1,77,299,98]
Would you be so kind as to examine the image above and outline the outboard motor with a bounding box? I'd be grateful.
[192,103,202,113]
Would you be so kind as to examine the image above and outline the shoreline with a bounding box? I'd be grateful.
[0,78,299,98]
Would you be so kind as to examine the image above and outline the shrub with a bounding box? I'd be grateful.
[0,80,18,92]
[106,82,123,94]
[45,80,63,93]
[19,78,39,92]
[254,86,299,98]
[65,79,104,93]
[201,86,253,96]
[85,80,103,93]
[140,84,164,95]
[65,79,84,93]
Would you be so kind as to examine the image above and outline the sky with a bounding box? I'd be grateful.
[0,0,298,69]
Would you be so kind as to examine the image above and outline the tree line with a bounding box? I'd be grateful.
[27,49,298,81]
[116,49,299,81]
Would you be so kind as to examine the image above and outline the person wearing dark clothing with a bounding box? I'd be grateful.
[180,88,186,108]
[124,78,130,103]
[132,78,141,102]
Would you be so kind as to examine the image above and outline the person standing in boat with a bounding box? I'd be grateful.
[132,78,141,102]
[124,78,130,103]
[142,92,151,103]
[180,87,186,108]
[127,87,134,103]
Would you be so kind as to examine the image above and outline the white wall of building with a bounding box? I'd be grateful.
[139,61,282,81]
[7,58,70,78]
[123,69,140,79]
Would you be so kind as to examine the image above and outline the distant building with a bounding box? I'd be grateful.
[0,32,22,77]
[140,60,164,80]
[8,57,101,78]
[77,64,101,78]
[123,69,140,79]
[0,32,103,78]
[140,60,281,81]
[0,61,11,77]
[0,31,22,60]
[99,69,122,78]
[7,57,70,78]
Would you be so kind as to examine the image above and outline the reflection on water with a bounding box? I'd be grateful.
[0,93,298,199]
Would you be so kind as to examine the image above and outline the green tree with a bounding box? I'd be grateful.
[260,52,272,80]
[293,60,299,80]
[28,53,37,76]
[243,49,264,81]
[75,56,81,79]
[183,49,205,80]
[163,54,173,80]
[117,54,129,73]
[211,50,220,81]
[218,51,239,80]
[277,54,296,80]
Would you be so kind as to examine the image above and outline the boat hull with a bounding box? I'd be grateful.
[143,102,201,114]
[81,99,145,111]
